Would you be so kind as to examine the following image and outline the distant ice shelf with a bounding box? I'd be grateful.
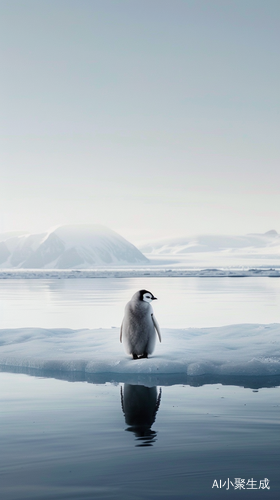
[0,268,280,279]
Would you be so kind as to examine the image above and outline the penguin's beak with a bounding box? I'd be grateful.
[152,297,157,300]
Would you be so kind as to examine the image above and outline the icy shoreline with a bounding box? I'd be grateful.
[1,324,280,384]
[0,268,280,279]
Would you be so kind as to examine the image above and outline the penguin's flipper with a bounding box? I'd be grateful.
[120,321,123,343]
[151,314,161,342]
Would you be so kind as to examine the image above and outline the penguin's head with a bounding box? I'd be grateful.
[139,289,157,303]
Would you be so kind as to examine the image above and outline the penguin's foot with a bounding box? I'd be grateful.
[138,352,148,359]
[132,353,149,359]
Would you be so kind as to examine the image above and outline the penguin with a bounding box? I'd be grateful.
[120,289,161,359]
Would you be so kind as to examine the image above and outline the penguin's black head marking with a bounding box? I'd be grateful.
[139,289,157,302]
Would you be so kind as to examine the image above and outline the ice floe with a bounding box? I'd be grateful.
[1,324,280,384]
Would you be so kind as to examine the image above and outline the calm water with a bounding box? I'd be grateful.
[0,278,279,499]
[1,277,280,329]
[0,373,279,500]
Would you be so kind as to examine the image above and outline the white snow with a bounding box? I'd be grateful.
[139,230,280,268]
[0,268,279,279]
[1,227,279,269]
[140,230,280,254]
[1,324,280,378]
[0,225,148,268]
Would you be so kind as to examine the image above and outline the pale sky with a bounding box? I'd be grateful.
[1,0,279,243]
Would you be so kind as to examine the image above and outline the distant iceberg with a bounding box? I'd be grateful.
[1,324,280,386]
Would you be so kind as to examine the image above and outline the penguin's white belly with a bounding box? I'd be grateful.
[122,306,156,356]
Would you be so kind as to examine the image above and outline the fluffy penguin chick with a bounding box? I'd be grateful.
[120,289,161,359]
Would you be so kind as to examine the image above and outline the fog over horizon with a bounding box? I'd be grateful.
[1,0,279,240]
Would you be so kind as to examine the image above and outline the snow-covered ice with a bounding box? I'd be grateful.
[0,268,280,279]
[1,324,280,382]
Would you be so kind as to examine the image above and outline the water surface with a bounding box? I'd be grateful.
[1,277,279,329]
[0,373,279,500]
[1,278,279,499]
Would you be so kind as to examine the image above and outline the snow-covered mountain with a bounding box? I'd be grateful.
[0,225,149,268]
[139,230,280,255]
[138,230,280,267]
[1,227,279,269]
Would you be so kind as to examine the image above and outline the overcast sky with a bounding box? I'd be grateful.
[1,0,279,242]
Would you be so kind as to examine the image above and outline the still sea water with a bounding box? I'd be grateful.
[1,276,280,329]
[0,277,280,499]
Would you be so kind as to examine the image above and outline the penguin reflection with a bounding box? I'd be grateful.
[121,384,162,446]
